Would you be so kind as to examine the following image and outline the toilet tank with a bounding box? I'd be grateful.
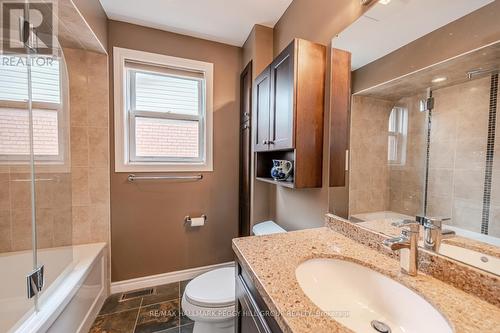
[252,221,286,236]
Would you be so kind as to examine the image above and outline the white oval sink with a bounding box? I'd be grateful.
[296,259,452,333]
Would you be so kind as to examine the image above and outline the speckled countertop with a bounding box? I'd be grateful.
[232,228,500,333]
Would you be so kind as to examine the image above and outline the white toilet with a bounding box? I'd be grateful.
[181,220,286,333]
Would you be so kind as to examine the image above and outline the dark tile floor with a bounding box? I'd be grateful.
[90,280,193,333]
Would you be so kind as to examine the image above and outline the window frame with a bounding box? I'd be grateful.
[113,47,214,172]
[0,56,66,165]
[387,106,408,166]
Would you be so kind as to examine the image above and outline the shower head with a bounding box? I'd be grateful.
[419,88,433,112]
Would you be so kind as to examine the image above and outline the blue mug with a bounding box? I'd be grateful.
[271,160,293,181]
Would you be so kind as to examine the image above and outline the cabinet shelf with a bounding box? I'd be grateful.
[256,176,295,188]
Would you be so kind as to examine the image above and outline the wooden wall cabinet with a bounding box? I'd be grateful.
[253,38,326,188]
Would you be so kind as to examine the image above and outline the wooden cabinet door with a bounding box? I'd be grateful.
[269,43,294,151]
[253,67,271,152]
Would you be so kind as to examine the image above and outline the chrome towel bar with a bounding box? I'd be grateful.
[127,174,203,182]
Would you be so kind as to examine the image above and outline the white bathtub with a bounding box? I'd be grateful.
[1,243,108,333]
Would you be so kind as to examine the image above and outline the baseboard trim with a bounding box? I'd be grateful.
[110,261,235,294]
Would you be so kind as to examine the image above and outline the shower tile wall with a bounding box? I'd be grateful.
[425,77,496,235]
[349,96,392,215]
[388,94,427,216]
[64,48,110,244]
[350,76,499,238]
[0,48,110,253]
[0,169,72,252]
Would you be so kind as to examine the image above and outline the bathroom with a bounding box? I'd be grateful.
[0,0,498,332]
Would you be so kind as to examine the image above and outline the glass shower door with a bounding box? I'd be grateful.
[1,2,73,330]
[0,12,37,332]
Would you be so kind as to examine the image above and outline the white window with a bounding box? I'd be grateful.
[0,55,64,163]
[388,106,408,165]
[113,47,213,172]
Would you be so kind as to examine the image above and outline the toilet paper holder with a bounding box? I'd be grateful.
[184,215,207,227]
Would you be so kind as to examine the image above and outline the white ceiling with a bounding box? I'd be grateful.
[333,0,494,70]
[99,0,292,46]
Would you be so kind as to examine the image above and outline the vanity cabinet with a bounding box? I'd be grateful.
[253,38,326,188]
[236,258,282,333]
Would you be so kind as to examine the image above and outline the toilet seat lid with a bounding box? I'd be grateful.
[185,267,236,308]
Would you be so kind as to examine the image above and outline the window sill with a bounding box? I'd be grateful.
[115,162,213,173]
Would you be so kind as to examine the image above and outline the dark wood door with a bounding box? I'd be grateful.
[239,62,252,237]
[253,67,271,152]
[270,42,294,151]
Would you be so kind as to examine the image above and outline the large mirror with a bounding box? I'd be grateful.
[328,0,500,275]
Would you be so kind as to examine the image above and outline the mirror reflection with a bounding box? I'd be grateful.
[329,0,500,276]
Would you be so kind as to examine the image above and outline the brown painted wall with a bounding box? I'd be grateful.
[108,20,241,282]
[270,0,370,230]
[352,1,500,93]
[273,0,369,55]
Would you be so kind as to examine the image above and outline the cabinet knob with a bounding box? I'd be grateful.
[263,140,268,145]
[268,140,275,145]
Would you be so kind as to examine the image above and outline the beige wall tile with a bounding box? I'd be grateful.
[71,126,89,167]
[0,210,11,252]
[0,173,10,211]
[88,127,109,167]
[451,199,482,233]
[428,168,453,197]
[90,204,109,242]
[488,206,500,238]
[71,167,90,206]
[454,136,487,170]
[72,205,90,244]
[88,167,109,205]
[36,208,54,249]
[9,173,32,210]
[453,169,484,202]
[53,207,72,246]
[34,175,55,209]
[11,209,32,251]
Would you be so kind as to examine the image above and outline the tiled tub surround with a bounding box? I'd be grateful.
[0,170,72,252]
[0,48,110,253]
[90,280,193,333]
[232,227,500,333]
[63,48,110,245]
[326,214,499,307]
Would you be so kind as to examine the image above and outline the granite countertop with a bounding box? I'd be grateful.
[232,228,500,333]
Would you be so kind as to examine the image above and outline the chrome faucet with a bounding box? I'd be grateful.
[416,216,455,251]
[383,221,419,276]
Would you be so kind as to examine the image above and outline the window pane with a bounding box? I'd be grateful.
[388,135,397,162]
[135,117,199,158]
[134,71,200,115]
[0,108,59,156]
[0,56,60,104]
[388,108,397,132]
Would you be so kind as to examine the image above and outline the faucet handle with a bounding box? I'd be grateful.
[416,216,450,228]
[425,217,451,229]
